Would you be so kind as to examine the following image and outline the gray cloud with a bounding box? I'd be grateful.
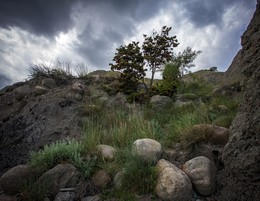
[0,73,12,89]
[179,0,256,27]
[0,0,76,37]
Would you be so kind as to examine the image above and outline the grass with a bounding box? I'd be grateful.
[27,78,241,199]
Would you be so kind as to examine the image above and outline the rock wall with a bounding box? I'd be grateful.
[217,1,260,200]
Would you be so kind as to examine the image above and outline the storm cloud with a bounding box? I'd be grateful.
[0,0,257,87]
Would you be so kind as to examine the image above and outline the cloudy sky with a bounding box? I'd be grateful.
[0,0,257,89]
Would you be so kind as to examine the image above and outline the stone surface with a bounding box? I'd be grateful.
[71,81,85,93]
[217,1,260,200]
[150,95,172,108]
[0,164,37,195]
[96,144,116,160]
[191,124,230,145]
[36,164,85,200]
[90,169,111,189]
[132,138,162,161]
[155,159,192,201]
[113,170,124,189]
[14,85,31,100]
[54,191,76,201]
[42,78,57,88]
[0,194,18,201]
[82,194,102,201]
[34,85,49,95]
[183,156,217,196]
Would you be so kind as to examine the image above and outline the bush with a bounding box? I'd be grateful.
[30,139,96,178]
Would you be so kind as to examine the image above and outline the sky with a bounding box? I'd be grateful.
[0,0,257,89]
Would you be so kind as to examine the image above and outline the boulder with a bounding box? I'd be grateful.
[183,156,217,196]
[96,144,116,160]
[42,78,57,88]
[0,164,37,195]
[156,159,192,201]
[150,95,172,108]
[191,124,230,145]
[71,81,85,94]
[34,85,49,95]
[132,138,162,161]
[35,164,85,200]
[14,85,31,100]
[90,169,111,189]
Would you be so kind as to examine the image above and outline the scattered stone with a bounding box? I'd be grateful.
[90,169,111,189]
[35,164,85,200]
[14,85,31,100]
[173,99,193,108]
[156,159,192,201]
[132,138,162,161]
[34,85,49,95]
[183,156,217,196]
[42,78,57,88]
[0,164,37,195]
[96,144,116,160]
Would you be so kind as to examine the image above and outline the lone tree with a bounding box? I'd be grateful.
[109,41,145,93]
[172,47,202,77]
[142,26,179,88]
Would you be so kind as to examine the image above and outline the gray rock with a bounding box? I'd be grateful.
[42,78,57,88]
[96,144,116,160]
[132,138,162,161]
[0,164,37,195]
[217,2,260,200]
[54,191,76,201]
[36,164,85,200]
[71,81,85,94]
[183,156,217,196]
[174,99,193,108]
[113,170,124,189]
[156,159,192,201]
[150,95,172,108]
[14,85,31,100]
[34,85,49,95]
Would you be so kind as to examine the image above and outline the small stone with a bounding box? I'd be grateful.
[54,191,76,201]
[71,81,85,93]
[90,170,111,189]
[96,144,116,160]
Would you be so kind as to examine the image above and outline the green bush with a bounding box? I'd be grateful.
[30,139,96,178]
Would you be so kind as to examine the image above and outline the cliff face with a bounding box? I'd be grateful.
[217,1,260,200]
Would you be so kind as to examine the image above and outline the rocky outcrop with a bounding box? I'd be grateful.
[217,1,260,200]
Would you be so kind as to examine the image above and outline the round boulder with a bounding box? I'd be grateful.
[14,85,31,100]
[34,85,49,95]
[183,156,217,196]
[156,159,192,201]
[42,78,56,89]
[90,169,111,189]
[150,95,172,108]
[0,164,37,195]
[132,138,162,161]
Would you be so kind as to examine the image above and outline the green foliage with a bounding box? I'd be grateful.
[110,41,146,94]
[142,26,179,88]
[121,155,157,194]
[30,139,96,178]
[173,47,202,77]
[180,93,198,101]
[209,66,218,72]
[20,177,51,201]
[126,91,150,104]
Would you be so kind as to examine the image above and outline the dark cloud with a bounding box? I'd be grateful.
[0,73,12,89]
[179,0,256,27]
[0,0,76,37]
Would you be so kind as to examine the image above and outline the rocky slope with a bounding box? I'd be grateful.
[217,1,260,200]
